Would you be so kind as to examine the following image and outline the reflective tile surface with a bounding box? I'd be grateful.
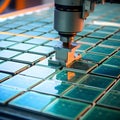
[81,106,120,120]
[44,98,89,119]
[9,91,56,111]
[0,3,120,120]
[0,85,22,104]
[64,85,103,103]
[21,65,56,79]
[32,80,72,96]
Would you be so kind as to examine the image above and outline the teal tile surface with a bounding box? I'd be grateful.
[81,106,120,120]
[64,85,103,103]
[89,46,115,55]
[98,91,120,109]
[0,85,22,104]
[32,80,72,96]
[79,74,114,89]
[44,98,89,119]
[77,44,92,52]
[0,61,29,74]
[82,52,106,63]
[79,37,101,45]
[91,64,120,78]
[1,75,42,90]
[77,30,91,36]
[70,60,96,72]
[98,26,118,33]
[88,32,110,39]
[103,57,120,68]
[21,66,56,79]
[84,25,101,32]
[51,69,85,83]
[109,34,120,41]
[100,40,120,48]
[9,91,55,111]
[111,80,120,92]
[114,51,120,58]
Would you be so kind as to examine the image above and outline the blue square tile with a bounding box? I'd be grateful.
[44,40,62,47]
[29,46,54,56]
[0,41,16,48]
[0,61,29,74]
[9,43,35,52]
[33,26,52,32]
[32,80,72,96]
[23,31,42,36]
[7,36,31,42]
[1,75,42,90]
[0,72,11,82]
[9,91,55,111]
[7,29,26,34]
[12,53,45,64]
[25,38,48,45]
[0,85,22,104]
[21,65,56,79]
[0,50,21,59]
[41,33,58,39]
[0,34,12,39]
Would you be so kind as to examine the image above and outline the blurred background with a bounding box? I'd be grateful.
[0,0,120,14]
[0,0,54,14]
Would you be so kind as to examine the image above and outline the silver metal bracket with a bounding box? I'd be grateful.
[49,42,81,67]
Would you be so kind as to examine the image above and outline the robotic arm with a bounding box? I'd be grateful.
[49,0,104,67]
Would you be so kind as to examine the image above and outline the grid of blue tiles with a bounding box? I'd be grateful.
[0,3,120,120]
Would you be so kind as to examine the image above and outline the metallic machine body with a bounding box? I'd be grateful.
[49,0,103,67]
